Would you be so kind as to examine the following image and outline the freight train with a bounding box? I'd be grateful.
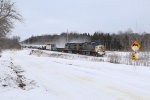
[23,41,105,57]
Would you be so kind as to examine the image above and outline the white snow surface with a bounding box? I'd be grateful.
[0,49,150,100]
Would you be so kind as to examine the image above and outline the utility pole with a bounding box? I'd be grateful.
[67,29,68,43]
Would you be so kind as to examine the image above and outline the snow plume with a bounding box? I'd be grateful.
[54,34,91,48]
[54,36,67,48]
[69,38,91,43]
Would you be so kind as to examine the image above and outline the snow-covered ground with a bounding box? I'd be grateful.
[0,49,150,100]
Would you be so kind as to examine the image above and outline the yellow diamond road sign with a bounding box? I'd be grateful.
[131,40,141,50]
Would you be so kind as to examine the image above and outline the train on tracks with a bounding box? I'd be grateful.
[23,41,105,57]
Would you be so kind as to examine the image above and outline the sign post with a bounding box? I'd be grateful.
[130,40,141,60]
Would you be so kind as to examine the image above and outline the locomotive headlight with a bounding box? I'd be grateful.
[98,51,102,54]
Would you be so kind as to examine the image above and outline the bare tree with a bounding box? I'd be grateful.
[0,0,22,37]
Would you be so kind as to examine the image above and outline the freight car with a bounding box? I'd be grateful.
[22,44,56,50]
[45,44,57,51]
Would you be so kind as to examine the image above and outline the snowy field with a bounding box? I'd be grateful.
[0,49,150,100]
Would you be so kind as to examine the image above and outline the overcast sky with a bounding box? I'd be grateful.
[11,0,150,40]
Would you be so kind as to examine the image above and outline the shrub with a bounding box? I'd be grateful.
[0,37,21,50]
[107,54,120,64]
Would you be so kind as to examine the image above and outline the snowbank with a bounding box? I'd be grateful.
[0,51,36,90]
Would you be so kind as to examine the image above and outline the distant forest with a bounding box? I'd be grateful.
[23,30,150,51]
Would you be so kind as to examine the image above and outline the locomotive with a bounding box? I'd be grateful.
[57,41,105,57]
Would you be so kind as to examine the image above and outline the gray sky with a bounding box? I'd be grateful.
[11,0,150,40]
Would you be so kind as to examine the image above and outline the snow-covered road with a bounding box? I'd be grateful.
[0,49,150,100]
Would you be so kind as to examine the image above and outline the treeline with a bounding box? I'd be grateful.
[23,31,150,51]
[91,32,150,51]
[0,36,21,52]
